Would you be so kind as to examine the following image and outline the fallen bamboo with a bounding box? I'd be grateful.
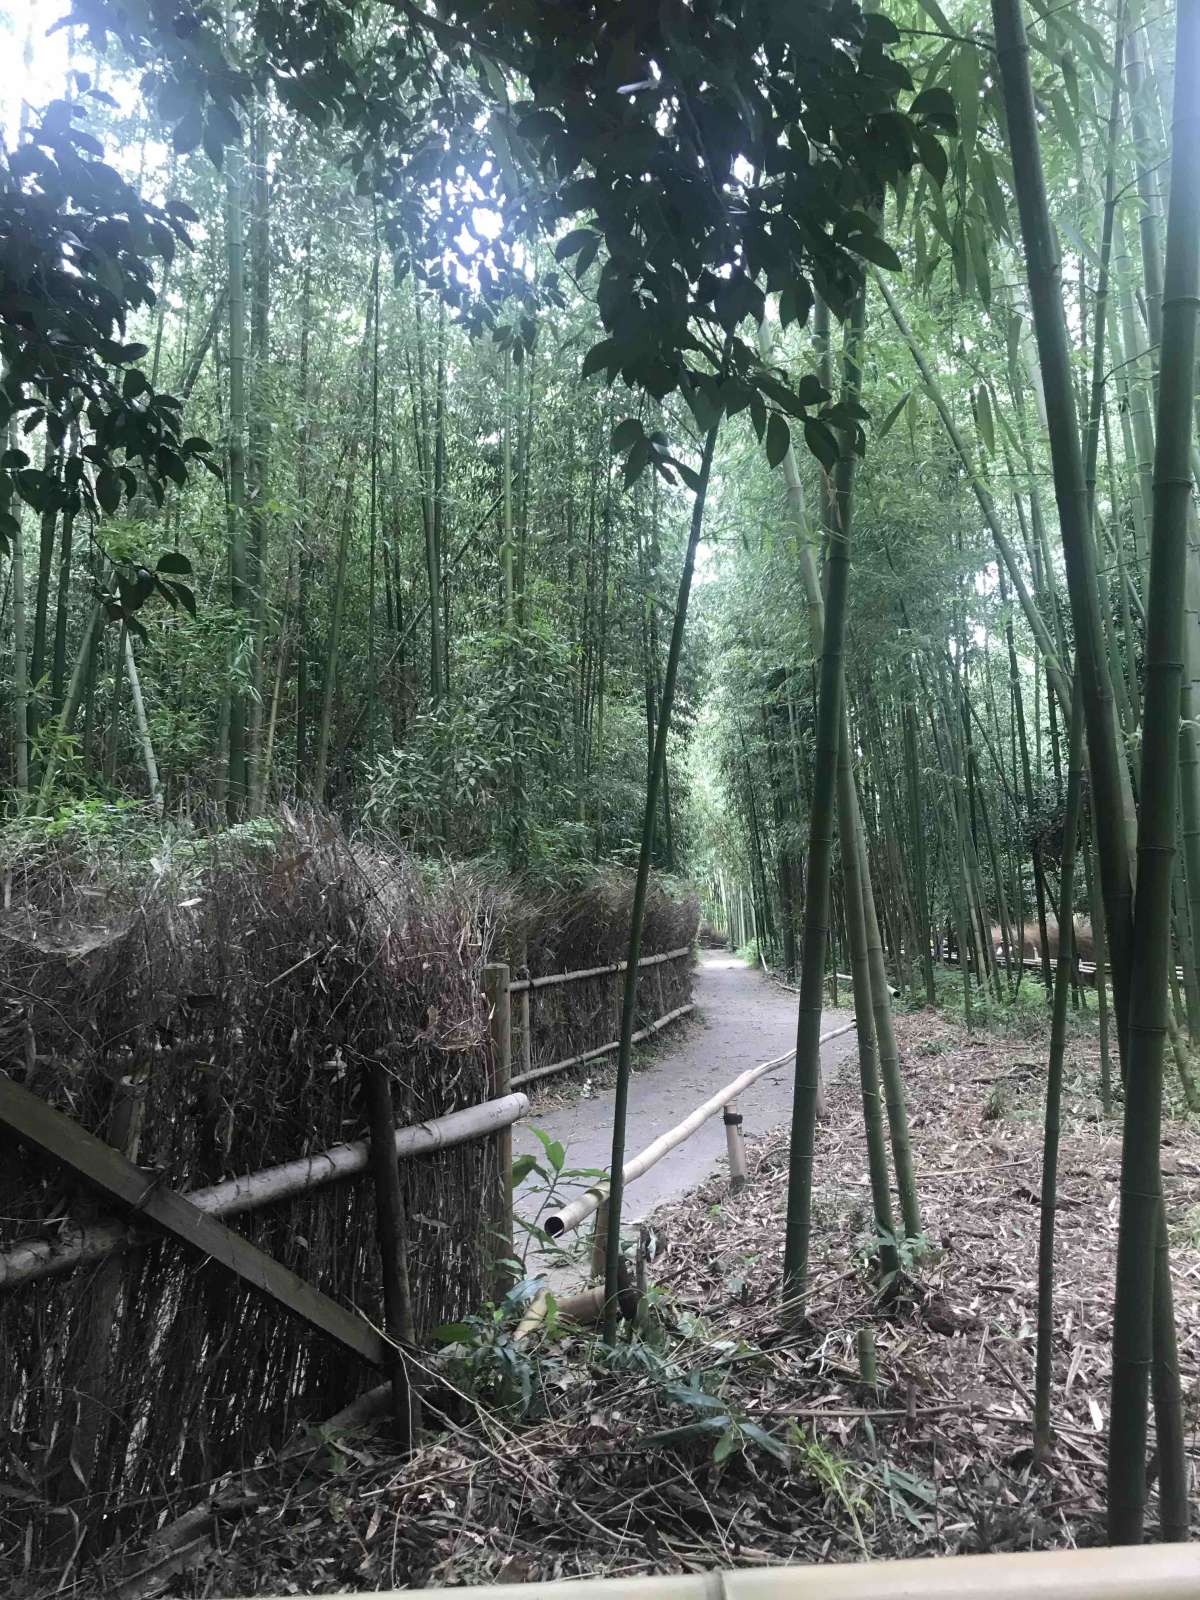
[0,1091,530,1291]
[511,1003,695,1089]
[544,1022,856,1238]
[507,945,692,995]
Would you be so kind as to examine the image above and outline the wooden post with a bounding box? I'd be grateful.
[484,962,514,1297]
[723,1100,747,1194]
[512,939,532,1079]
[590,1196,610,1279]
[363,1062,420,1450]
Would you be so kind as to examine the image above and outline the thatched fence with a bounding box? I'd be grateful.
[0,813,698,1580]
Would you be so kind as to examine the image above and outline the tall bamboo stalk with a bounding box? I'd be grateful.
[1034,678,1082,1464]
[991,0,1135,1055]
[783,294,865,1308]
[1107,0,1200,1542]
[837,717,899,1281]
[602,400,725,1344]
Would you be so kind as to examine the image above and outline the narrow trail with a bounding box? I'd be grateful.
[514,952,856,1239]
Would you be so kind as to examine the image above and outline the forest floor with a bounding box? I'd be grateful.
[157,991,1200,1596]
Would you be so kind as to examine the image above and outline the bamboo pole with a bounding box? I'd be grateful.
[484,963,514,1296]
[1106,0,1200,1541]
[506,945,692,995]
[544,1022,856,1239]
[363,1063,420,1450]
[123,629,163,816]
[0,1092,530,1290]
[723,1101,747,1195]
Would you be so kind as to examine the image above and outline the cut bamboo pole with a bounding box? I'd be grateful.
[590,1196,610,1279]
[484,962,514,1297]
[544,1022,856,1239]
[514,1288,551,1341]
[1,1091,530,1290]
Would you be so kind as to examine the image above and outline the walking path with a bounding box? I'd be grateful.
[514,952,856,1247]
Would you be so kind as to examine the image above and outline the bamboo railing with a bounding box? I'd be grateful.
[508,944,695,1090]
[0,1091,530,1291]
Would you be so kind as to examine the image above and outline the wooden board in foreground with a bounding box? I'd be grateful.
[0,1074,387,1367]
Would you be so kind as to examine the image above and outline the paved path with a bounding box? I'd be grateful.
[514,953,856,1247]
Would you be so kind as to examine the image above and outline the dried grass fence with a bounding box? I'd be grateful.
[0,813,698,1584]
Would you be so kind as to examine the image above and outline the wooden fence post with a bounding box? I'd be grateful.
[363,1063,420,1450]
[723,1101,747,1195]
[590,1196,610,1280]
[484,962,514,1297]
[512,939,532,1080]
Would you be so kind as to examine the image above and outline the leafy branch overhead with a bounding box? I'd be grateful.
[0,96,217,559]
[60,0,954,481]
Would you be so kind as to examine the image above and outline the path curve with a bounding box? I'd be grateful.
[514,952,856,1233]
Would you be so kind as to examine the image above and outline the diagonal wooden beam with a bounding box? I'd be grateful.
[0,1074,387,1367]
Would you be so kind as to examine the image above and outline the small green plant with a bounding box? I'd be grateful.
[511,1127,606,1272]
[430,1279,552,1419]
[982,1082,1009,1122]
[854,1223,933,1291]
[789,1426,870,1551]
[1171,1203,1200,1251]
[644,1378,791,1468]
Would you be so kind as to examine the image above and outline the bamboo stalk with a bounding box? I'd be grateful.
[1107,0,1200,1541]
[484,963,514,1297]
[364,1063,420,1449]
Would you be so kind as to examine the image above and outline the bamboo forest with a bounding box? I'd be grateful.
[4,0,1200,1594]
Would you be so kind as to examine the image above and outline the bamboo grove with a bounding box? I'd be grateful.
[2,0,1199,1547]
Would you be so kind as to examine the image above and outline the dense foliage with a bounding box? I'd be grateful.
[3,0,1200,1560]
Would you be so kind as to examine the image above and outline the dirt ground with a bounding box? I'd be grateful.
[143,991,1200,1598]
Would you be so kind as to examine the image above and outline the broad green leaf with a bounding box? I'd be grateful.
[96,468,121,514]
[511,1152,541,1185]
[765,412,791,469]
[975,384,995,456]
[156,550,192,575]
[803,417,839,470]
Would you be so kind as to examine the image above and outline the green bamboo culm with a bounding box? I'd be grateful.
[602,408,723,1344]
[835,715,899,1283]
[990,0,1135,1055]
[857,798,922,1244]
[1033,675,1082,1465]
[1107,0,1200,1543]
[783,290,866,1310]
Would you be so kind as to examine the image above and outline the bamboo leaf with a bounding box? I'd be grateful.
[877,390,911,440]
[766,412,791,469]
